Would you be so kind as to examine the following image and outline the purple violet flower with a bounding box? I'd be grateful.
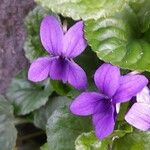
[125,86,150,131]
[70,63,148,139]
[28,16,87,90]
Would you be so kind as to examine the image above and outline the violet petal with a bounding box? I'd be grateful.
[63,21,87,58]
[70,92,104,116]
[67,60,87,90]
[28,56,51,82]
[94,63,120,98]
[113,74,148,103]
[40,16,63,55]
[49,57,68,82]
[92,103,115,139]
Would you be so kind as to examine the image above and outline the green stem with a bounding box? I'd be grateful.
[63,19,68,33]
[18,131,45,141]
[14,117,32,125]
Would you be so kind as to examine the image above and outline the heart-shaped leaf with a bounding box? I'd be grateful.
[75,131,107,150]
[40,143,48,150]
[112,131,150,150]
[35,0,126,20]
[0,95,17,150]
[6,70,53,115]
[75,124,133,150]
[24,6,59,62]
[46,105,92,150]
[85,0,150,71]
[33,96,70,130]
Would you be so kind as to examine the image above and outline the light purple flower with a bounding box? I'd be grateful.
[28,16,87,90]
[70,63,148,139]
[125,86,150,131]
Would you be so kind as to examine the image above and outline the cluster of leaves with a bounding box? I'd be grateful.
[1,0,150,149]
[3,69,92,150]
[0,6,100,149]
[2,68,149,150]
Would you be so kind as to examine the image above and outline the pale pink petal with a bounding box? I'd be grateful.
[137,86,150,104]
[125,103,150,131]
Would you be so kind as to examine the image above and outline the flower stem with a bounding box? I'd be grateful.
[63,19,68,33]
[14,117,32,125]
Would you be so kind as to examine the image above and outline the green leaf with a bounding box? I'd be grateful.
[51,80,72,96]
[75,124,133,150]
[112,121,133,143]
[24,6,59,62]
[75,131,107,150]
[66,88,81,99]
[6,70,53,115]
[35,0,127,20]
[40,143,49,150]
[33,96,70,130]
[112,131,150,150]
[85,0,150,71]
[0,95,17,150]
[46,105,92,150]
[129,0,150,32]
[107,123,132,147]
[75,47,101,82]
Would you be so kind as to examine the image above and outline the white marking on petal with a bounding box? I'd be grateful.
[137,86,150,104]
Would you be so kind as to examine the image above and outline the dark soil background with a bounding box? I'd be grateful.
[0,0,35,94]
